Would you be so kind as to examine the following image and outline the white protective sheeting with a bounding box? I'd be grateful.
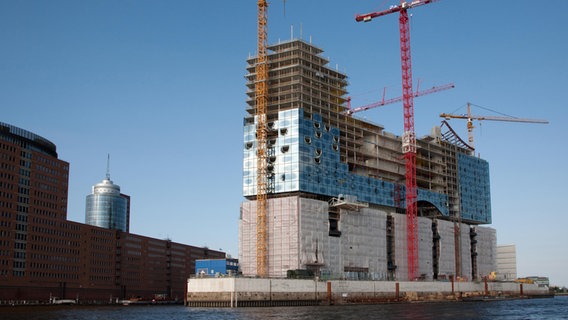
[475,226,497,279]
[436,219,456,278]
[239,197,496,280]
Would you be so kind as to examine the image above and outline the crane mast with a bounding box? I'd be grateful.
[356,0,438,280]
[256,0,269,278]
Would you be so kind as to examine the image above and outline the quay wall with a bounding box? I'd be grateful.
[186,278,550,307]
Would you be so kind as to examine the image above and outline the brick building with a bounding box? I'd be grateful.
[0,121,224,302]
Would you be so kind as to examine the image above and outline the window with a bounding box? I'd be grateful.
[329,218,341,237]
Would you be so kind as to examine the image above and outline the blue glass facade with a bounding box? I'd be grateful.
[243,108,450,217]
[242,39,492,225]
[85,178,130,232]
[458,153,491,223]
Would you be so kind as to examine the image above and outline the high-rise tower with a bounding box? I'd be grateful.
[0,121,69,279]
[85,160,130,232]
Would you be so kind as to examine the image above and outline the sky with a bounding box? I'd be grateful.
[1,1,567,286]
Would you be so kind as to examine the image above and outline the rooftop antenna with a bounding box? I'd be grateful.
[106,154,111,180]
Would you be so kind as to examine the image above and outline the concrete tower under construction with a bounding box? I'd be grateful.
[239,39,495,281]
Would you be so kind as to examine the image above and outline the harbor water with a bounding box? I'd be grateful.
[1,296,566,320]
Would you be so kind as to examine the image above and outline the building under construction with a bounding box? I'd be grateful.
[239,39,495,281]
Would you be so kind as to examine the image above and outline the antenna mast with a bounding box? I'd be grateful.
[106,154,111,180]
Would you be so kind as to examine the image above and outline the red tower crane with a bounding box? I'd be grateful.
[356,0,439,280]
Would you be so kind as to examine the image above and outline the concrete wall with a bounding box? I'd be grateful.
[240,197,302,277]
[460,223,473,279]
[240,196,496,282]
[393,213,408,281]
[299,198,328,274]
[437,219,456,278]
[335,207,388,280]
[476,226,497,279]
[187,278,550,307]
[417,216,433,280]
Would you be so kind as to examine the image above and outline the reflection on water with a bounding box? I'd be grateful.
[0,296,566,320]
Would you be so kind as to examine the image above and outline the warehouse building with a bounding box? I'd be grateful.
[0,121,224,302]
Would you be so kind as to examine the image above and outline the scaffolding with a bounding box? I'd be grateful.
[242,39,491,279]
[245,40,477,205]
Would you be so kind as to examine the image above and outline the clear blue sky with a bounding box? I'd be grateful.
[1,1,566,286]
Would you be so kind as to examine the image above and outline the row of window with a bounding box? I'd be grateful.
[90,244,114,252]
[29,253,79,264]
[32,226,81,241]
[0,181,13,190]
[32,208,58,219]
[0,140,17,152]
[29,244,79,255]
[14,242,25,250]
[0,151,16,161]
[29,271,79,280]
[37,182,59,193]
[31,199,58,210]
[0,211,12,218]
[90,267,113,274]
[91,252,113,259]
[18,168,30,177]
[17,196,29,204]
[0,172,14,181]
[58,222,80,231]
[0,162,16,171]
[89,275,113,281]
[20,159,31,168]
[28,262,79,272]
[0,190,13,199]
[19,177,29,186]
[35,153,64,169]
[36,172,65,185]
[32,216,56,226]
[35,163,60,176]
[90,228,113,236]
[33,190,59,201]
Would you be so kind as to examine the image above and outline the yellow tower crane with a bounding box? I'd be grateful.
[255,0,269,278]
[440,102,549,149]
